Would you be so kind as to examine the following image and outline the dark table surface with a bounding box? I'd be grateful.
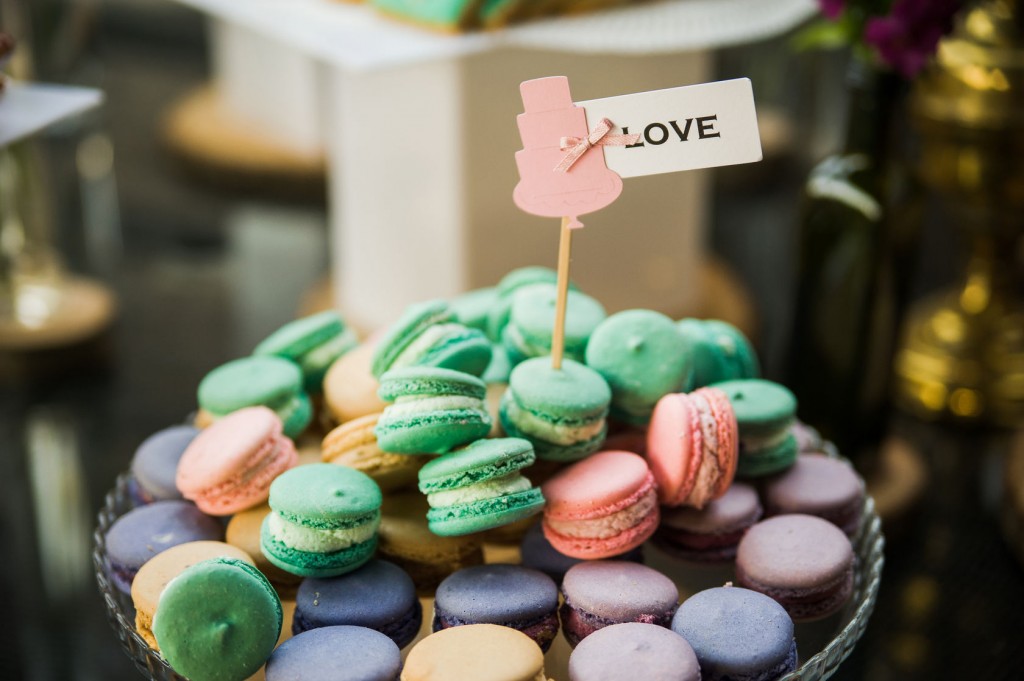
[3,3,1023,680]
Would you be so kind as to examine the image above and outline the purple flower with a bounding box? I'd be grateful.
[864,0,962,78]
[819,0,846,20]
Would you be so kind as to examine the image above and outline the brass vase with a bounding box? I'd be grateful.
[894,0,1024,426]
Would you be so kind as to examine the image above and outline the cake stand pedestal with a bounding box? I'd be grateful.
[0,82,115,351]
[166,0,816,330]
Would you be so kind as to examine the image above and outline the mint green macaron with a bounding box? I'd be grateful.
[713,379,798,477]
[677,319,759,388]
[371,300,492,379]
[261,464,382,578]
[450,287,498,333]
[585,309,691,426]
[253,310,358,393]
[152,557,282,681]
[418,437,545,536]
[197,356,312,439]
[485,266,576,342]
[499,357,611,462]
[375,367,492,455]
[502,283,606,366]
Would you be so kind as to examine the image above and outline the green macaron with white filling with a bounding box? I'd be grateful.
[418,438,545,536]
[375,367,492,455]
[371,300,492,379]
[260,464,382,578]
[499,357,611,462]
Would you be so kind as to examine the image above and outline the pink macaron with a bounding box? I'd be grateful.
[176,406,298,515]
[541,450,659,560]
[645,387,738,509]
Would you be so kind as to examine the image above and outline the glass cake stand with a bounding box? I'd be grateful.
[95,468,885,681]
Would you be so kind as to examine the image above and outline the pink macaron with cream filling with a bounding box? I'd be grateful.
[646,387,738,509]
[177,406,298,515]
[541,450,659,560]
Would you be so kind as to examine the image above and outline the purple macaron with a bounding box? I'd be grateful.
[559,561,679,647]
[672,586,796,681]
[519,522,643,584]
[736,514,854,622]
[762,454,865,536]
[568,622,700,681]
[433,564,559,651]
[104,500,223,593]
[266,626,402,681]
[293,559,421,649]
[655,482,763,562]
[128,425,200,505]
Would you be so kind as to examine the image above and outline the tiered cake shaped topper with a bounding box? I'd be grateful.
[512,75,764,369]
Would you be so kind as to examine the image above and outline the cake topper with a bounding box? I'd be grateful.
[512,75,763,370]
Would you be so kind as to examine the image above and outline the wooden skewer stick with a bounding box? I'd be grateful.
[551,215,574,370]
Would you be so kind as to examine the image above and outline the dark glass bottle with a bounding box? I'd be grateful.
[785,59,919,464]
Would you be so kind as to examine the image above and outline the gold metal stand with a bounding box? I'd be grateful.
[894,0,1024,426]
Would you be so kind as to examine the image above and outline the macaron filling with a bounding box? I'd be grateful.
[737,562,855,621]
[546,488,657,540]
[426,473,533,507]
[385,394,487,417]
[502,394,605,446]
[267,512,380,553]
[682,390,724,508]
[434,607,561,652]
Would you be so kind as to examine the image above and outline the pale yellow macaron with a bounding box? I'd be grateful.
[131,540,253,649]
[321,413,423,491]
[323,341,387,424]
[378,492,483,595]
[402,624,551,681]
[226,504,302,589]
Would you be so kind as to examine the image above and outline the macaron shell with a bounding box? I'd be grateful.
[736,514,854,591]
[253,311,346,358]
[152,557,282,681]
[450,287,498,332]
[702,387,739,499]
[560,561,678,622]
[132,541,254,649]
[323,342,387,423]
[736,432,799,478]
[402,624,547,681]
[543,508,659,560]
[375,411,492,456]
[130,425,199,501]
[433,563,559,626]
[660,482,762,534]
[507,358,611,421]
[378,366,488,402]
[269,464,382,526]
[568,622,700,681]
[261,519,379,578]
[198,356,304,415]
[585,309,690,422]
[265,626,403,681]
[418,437,535,490]
[176,407,283,492]
[762,453,865,533]
[542,450,652,521]
[712,379,797,435]
[645,393,698,505]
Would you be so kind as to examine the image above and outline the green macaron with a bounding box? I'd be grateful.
[375,367,492,455]
[502,283,607,367]
[677,318,759,388]
[261,464,382,578]
[450,287,498,333]
[499,357,611,462]
[151,557,282,681]
[485,266,576,342]
[713,379,798,477]
[418,437,545,536]
[253,310,358,393]
[197,356,312,439]
[371,299,492,379]
[585,309,691,426]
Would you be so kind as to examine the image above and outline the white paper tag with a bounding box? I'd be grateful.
[577,78,762,179]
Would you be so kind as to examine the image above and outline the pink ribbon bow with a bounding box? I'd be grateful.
[554,118,640,172]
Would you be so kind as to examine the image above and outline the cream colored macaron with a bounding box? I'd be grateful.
[323,341,387,424]
[321,413,422,492]
[402,624,550,681]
